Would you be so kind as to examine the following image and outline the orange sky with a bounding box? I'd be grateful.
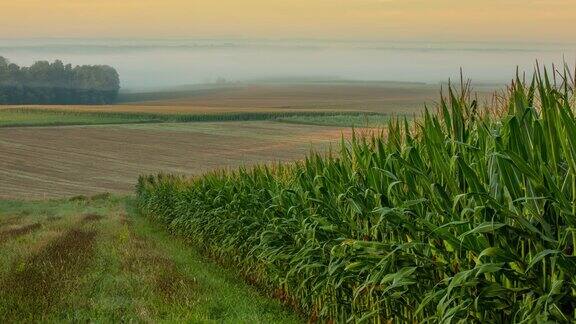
[2,0,575,41]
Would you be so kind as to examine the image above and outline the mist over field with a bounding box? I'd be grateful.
[1,39,575,90]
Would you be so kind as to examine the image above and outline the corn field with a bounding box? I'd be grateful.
[137,67,576,323]
[1,107,382,128]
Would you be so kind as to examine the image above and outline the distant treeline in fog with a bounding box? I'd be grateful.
[0,57,120,104]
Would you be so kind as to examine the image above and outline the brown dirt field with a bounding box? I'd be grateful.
[0,121,364,199]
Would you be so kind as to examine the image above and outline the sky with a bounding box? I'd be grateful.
[1,0,576,42]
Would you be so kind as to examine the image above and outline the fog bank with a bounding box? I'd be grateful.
[1,39,574,91]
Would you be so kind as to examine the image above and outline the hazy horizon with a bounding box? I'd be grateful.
[2,38,575,90]
[3,0,576,90]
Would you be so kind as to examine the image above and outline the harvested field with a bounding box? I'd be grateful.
[0,121,366,199]
[123,83,441,113]
[1,83,497,116]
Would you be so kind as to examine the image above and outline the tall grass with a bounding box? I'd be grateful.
[137,67,576,322]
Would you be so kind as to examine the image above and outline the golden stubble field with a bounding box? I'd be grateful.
[0,121,367,199]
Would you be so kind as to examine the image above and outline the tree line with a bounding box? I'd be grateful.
[0,56,120,104]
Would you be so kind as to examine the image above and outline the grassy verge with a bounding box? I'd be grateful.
[0,195,299,322]
[0,107,385,128]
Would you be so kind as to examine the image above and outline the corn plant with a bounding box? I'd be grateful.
[137,66,576,323]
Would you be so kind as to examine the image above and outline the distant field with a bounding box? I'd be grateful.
[0,108,384,128]
[121,83,442,113]
[119,83,497,112]
[276,113,396,127]
[0,104,319,115]
[0,121,368,199]
[3,82,497,116]
[0,108,159,127]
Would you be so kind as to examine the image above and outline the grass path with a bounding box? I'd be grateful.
[0,196,300,323]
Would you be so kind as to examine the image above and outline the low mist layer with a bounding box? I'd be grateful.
[1,39,575,90]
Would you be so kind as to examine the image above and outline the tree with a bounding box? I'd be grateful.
[0,57,120,105]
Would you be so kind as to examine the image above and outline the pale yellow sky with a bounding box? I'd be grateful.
[1,0,575,41]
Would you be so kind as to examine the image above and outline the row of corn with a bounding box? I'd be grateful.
[137,67,576,323]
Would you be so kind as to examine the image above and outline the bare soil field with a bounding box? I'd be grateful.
[0,121,364,199]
